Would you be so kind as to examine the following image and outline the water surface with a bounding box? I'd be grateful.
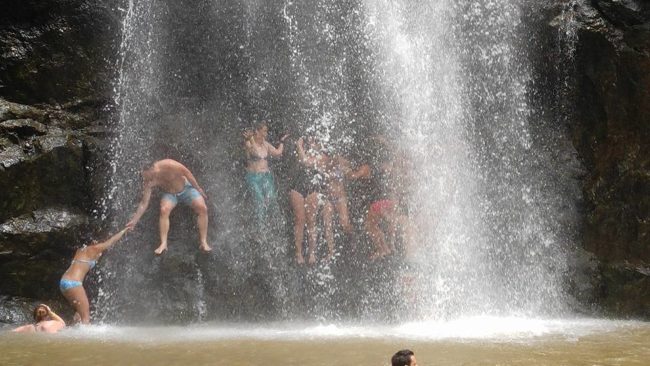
[2,317,648,365]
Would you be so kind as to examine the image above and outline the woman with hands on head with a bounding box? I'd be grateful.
[243,121,289,231]
[12,304,66,333]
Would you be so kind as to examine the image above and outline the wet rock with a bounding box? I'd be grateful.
[0,208,88,236]
[559,0,650,319]
[565,248,602,314]
[0,131,86,222]
[0,118,48,137]
[599,261,650,318]
[0,1,121,104]
[0,208,89,299]
[0,98,46,122]
[0,296,34,324]
[594,0,649,27]
[0,208,88,256]
[0,144,25,169]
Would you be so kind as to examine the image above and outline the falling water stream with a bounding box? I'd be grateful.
[101,0,583,322]
[4,0,649,364]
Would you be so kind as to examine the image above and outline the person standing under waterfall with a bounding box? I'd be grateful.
[242,121,288,232]
[59,228,128,324]
[126,159,212,254]
[355,137,414,260]
[289,135,336,265]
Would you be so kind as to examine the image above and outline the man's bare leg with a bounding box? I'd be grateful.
[191,197,211,252]
[156,199,176,254]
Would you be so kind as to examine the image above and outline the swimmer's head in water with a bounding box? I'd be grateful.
[33,305,48,322]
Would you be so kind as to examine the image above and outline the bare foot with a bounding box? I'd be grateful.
[154,243,168,255]
[308,253,316,265]
[199,243,212,253]
[295,254,305,265]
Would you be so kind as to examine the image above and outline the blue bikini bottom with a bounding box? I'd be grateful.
[59,278,82,292]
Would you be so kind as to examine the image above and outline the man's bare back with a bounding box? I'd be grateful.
[127,159,211,253]
[146,159,195,193]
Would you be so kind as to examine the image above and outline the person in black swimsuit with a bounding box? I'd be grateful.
[288,135,335,265]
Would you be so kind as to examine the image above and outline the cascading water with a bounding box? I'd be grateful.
[102,0,581,323]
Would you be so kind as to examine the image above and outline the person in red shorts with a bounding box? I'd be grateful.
[353,137,413,260]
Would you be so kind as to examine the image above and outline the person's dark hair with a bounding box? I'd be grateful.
[391,349,414,366]
[33,305,48,322]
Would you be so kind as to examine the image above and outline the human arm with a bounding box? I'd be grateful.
[42,305,65,325]
[266,134,289,157]
[295,137,319,166]
[181,165,207,199]
[347,164,371,180]
[242,130,254,150]
[90,228,129,253]
[12,324,36,333]
[36,305,65,332]
[125,184,153,230]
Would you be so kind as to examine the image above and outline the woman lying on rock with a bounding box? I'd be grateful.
[59,228,128,324]
[12,304,66,333]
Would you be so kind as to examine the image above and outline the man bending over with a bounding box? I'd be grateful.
[126,159,212,254]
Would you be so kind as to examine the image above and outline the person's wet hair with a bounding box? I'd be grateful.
[254,120,268,131]
[391,349,414,366]
[33,305,47,322]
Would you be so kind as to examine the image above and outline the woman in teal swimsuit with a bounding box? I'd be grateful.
[242,121,288,231]
[59,228,128,324]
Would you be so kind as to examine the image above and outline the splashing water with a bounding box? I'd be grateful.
[102,0,581,323]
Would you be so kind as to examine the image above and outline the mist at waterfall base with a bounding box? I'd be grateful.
[92,0,586,326]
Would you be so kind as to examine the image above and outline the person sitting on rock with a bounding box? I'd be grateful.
[12,304,66,333]
[126,159,212,254]
[59,228,128,324]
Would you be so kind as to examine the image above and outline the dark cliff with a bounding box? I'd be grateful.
[0,0,121,322]
[570,0,650,318]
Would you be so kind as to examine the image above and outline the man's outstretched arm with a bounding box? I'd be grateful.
[126,185,152,229]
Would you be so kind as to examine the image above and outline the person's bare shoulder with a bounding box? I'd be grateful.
[38,320,65,333]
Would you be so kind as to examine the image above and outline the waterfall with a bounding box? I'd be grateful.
[103,0,581,323]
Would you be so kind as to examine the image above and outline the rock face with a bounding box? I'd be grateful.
[0,0,120,104]
[0,0,120,321]
[0,99,112,314]
[569,0,650,318]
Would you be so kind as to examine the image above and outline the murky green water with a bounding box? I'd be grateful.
[1,319,648,365]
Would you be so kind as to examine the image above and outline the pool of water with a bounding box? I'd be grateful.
[1,317,648,365]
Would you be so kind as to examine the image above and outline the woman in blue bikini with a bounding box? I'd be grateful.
[59,228,128,324]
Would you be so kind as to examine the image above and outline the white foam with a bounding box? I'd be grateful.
[55,317,648,344]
